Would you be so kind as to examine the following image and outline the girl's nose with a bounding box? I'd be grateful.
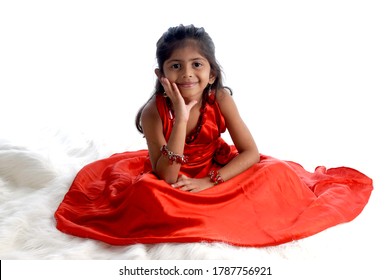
[182,65,193,78]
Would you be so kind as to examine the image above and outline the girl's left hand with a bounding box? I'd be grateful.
[171,175,214,193]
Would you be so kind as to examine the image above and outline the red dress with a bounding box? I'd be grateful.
[55,94,373,247]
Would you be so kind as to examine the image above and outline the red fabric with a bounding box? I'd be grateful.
[55,95,373,247]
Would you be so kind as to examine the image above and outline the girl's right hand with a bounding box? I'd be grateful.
[160,77,197,122]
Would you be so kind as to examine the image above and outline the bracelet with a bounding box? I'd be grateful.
[160,145,188,165]
[209,170,224,185]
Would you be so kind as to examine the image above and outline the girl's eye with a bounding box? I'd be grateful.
[193,62,202,68]
[171,63,180,69]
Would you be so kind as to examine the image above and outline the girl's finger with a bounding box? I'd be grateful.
[161,78,173,96]
[171,182,182,188]
[186,99,198,111]
[171,179,187,188]
[171,82,180,95]
[178,174,188,180]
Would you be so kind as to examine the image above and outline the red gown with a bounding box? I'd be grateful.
[55,94,373,247]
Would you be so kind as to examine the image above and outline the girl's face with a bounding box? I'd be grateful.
[161,43,215,101]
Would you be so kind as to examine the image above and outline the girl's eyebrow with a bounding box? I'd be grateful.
[166,57,207,63]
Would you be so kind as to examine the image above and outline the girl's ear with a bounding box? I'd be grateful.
[155,68,163,80]
[209,72,216,84]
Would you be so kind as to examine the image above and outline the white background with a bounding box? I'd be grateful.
[1,0,388,168]
[1,0,388,278]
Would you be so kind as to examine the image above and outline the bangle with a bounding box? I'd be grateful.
[160,145,188,165]
[209,170,224,185]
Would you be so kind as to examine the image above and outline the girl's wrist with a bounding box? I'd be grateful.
[208,170,225,185]
[160,145,188,165]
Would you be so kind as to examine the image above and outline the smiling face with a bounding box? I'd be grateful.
[161,41,215,101]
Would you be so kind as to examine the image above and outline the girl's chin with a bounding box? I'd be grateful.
[179,88,204,98]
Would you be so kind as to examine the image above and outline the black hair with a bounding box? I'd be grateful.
[135,24,229,134]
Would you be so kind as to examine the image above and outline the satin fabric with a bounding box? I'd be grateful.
[55,94,373,247]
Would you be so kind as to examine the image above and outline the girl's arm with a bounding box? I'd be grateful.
[141,79,197,184]
[172,88,259,192]
[140,97,185,184]
[215,88,260,181]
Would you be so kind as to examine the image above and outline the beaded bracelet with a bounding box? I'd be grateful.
[209,170,225,185]
[160,145,188,165]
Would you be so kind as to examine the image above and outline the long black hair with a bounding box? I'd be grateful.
[135,24,228,134]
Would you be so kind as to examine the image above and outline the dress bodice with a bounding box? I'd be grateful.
[156,93,238,177]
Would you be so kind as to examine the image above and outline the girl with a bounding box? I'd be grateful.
[137,24,259,192]
[55,24,373,247]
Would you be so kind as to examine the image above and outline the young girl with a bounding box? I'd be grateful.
[137,25,259,193]
[55,24,373,247]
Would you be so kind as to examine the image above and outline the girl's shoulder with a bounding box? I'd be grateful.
[140,95,160,124]
[215,87,233,103]
[215,87,237,113]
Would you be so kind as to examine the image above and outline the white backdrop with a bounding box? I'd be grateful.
[1,0,388,165]
[1,0,388,278]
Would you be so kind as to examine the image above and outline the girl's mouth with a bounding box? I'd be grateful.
[177,82,198,88]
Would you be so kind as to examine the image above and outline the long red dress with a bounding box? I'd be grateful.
[55,93,373,247]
